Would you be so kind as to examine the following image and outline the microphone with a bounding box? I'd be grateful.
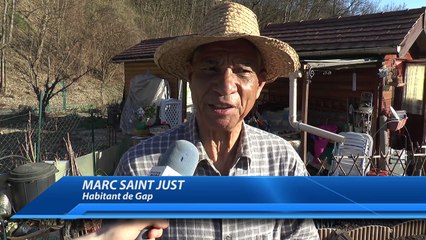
[149,139,199,176]
[137,140,199,240]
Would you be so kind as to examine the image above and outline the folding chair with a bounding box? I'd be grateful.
[330,132,373,176]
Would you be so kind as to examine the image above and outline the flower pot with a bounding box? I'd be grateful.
[387,117,407,131]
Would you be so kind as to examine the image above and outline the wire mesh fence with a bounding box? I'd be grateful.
[0,106,121,168]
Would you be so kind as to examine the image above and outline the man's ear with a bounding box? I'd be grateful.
[255,69,267,99]
[256,80,266,99]
[185,62,193,83]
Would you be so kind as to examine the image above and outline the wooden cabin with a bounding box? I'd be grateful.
[261,7,426,150]
[112,7,426,157]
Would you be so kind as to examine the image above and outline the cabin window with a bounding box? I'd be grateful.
[402,64,425,115]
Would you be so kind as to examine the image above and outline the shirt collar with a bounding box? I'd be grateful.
[185,115,253,165]
[236,122,253,165]
[186,115,209,161]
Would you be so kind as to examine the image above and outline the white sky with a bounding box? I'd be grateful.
[378,0,426,9]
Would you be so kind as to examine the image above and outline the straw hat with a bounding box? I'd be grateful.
[154,1,300,83]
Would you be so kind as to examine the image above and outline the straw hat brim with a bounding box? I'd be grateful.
[154,34,300,83]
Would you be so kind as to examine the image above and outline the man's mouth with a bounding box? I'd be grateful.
[209,104,233,110]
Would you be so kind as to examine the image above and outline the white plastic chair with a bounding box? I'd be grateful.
[159,98,182,128]
[330,132,373,176]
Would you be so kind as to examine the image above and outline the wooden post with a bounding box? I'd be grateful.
[181,80,187,121]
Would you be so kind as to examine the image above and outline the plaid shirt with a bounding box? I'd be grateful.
[115,117,319,240]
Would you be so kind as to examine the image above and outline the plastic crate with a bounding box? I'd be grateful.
[159,99,182,128]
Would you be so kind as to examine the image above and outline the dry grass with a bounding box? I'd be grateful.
[0,70,124,112]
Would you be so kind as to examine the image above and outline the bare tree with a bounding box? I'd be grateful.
[130,0,218,38]
[84,0,140,104]
[379,0,406,12]
[13,0,95,117]
[235,0,402,26]
[0,0,15,93]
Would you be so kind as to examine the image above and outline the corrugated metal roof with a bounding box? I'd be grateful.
[112,7,426,63]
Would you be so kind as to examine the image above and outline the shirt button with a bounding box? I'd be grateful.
[225,235,232,240]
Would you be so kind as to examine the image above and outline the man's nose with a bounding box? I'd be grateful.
[215,68,237,95]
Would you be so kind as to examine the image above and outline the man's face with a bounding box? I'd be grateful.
[186,39,266,132]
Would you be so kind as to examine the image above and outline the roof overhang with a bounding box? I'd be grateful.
[111,57,154,64]
[398,10,426,58]
[303,58,382,69]
[299,47,396,58]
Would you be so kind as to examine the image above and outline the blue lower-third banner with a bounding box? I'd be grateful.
[12,176,426,219]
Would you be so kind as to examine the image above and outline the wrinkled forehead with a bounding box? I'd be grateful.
[190,39,263,65]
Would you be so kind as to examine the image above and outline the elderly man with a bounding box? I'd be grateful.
[114,2,319,240]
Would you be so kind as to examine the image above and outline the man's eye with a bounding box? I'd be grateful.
[235,68,254,75]
[202,66,218,72]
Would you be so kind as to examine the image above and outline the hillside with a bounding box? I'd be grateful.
[0,68,125,113]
